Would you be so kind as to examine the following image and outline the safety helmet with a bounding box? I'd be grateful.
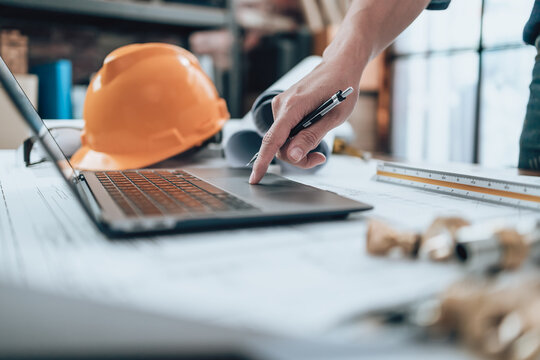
[71,43,229,170]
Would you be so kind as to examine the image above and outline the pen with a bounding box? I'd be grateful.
[246,86,354,167]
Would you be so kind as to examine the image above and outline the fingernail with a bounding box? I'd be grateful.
[290,147,303,162]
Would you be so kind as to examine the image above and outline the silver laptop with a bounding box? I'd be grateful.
[0,56,372,236]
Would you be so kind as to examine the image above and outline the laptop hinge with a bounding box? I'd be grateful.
[75,173,103,221]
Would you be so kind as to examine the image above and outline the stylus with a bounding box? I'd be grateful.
[246,86,354,167]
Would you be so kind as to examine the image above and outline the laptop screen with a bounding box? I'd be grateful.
[0,56,78,189]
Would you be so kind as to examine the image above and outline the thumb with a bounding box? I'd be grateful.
[285,127,325,163]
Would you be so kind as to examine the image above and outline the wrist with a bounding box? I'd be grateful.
[321,44,367,87]
[321,12,372,84]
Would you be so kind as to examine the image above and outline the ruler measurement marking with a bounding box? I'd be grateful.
[376,170,540,203]
[381,163,540,189]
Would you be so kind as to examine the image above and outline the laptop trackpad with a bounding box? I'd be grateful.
[185,167,366,212]
[187,168,318,196]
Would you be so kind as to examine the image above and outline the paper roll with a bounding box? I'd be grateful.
[223,55,336,173]
[223,129,262,168]
[223,126,332,173]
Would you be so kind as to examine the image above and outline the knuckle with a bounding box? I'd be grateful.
[271,95,282,108]
[273,94,296,113]
[261,129,275,146]
[271,95,285,113]
[281,97,296,111]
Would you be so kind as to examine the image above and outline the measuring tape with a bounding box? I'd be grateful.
[376,162,540,211]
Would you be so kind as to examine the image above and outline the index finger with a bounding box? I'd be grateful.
[249,122,291,184]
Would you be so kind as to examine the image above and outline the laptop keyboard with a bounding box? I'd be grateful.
[94,170,257,217]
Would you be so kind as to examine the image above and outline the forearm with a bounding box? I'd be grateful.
[248,0,433,184]
[322,0,431,77]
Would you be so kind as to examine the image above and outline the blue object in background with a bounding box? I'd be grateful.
[31,60,73,119]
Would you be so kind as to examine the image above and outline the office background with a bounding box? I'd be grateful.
[0,0,535,169]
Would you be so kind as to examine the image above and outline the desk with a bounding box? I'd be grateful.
[0,149,532,359]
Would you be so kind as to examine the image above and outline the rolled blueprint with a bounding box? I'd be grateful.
[223,127,332,173]
[223,55,334,173]
[223,129,262,168]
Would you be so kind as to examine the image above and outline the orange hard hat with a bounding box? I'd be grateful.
[71,43,229,170]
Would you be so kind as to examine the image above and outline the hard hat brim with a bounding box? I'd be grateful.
[70,145,160,170]
[70,125,224,171]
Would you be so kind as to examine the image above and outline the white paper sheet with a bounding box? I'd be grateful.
[0,151,532,339]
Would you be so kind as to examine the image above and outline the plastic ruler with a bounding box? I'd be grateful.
[375,162,540,211]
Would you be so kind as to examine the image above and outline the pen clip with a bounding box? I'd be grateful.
[337,87,353,101]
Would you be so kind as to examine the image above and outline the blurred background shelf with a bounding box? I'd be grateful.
[0,0,243,117]
[0,0,229,27]
[0,0,532,165]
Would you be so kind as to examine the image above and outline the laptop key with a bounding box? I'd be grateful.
[99,170,258,217]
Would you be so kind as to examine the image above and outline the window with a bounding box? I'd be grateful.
[389,0,535,167]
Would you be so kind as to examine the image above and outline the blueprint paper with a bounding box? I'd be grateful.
[0,151,533,339]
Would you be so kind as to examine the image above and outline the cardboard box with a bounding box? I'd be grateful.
[0,74,38,149]
[312,25,338,56]
[359,52,384,92]
[347,94,378,152]
[0,30,29,74]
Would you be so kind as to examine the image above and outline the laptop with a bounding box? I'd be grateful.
[0,56,372,236]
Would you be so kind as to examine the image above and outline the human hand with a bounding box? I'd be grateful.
[246,0,432,183]
[248,59,362,184]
